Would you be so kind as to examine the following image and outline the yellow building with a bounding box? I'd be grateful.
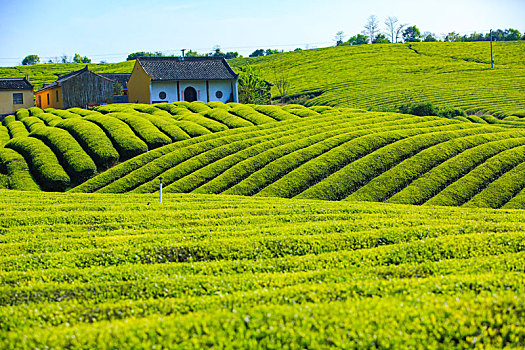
[0,77,34,115]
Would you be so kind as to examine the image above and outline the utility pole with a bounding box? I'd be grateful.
[181,49,186,58]
[490,29,494,69]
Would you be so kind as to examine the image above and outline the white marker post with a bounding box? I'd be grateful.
[159,176,163,203]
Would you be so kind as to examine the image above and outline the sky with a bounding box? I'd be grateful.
[0,0,524,66]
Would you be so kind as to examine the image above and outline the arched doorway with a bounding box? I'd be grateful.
[184,87,197,102]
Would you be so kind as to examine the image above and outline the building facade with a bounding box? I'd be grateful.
[0,77,34,115]
[35,66,115,109]
[128,57,239,104]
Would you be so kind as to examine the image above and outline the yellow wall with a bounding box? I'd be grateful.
[0,90,34,114]
[127,61,151,104]
[35,86,63,110]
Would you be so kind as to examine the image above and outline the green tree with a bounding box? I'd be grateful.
[372,33,390,44]
[403,26,421,42]
[73,53,91,63]
[265,49,280,55]
[127,51,164,60]
[422,32,438,42]
[348,34,369,45]
[444,32,462,42]
[225,52,239,59]
[237,65,272,104]
[249,49,265,57]
[22,55,40,65]
[334,31,346,46]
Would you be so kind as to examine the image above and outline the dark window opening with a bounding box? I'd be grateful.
[13,93,23,104]
[47,93,50,104]
[215,90,223,99]
[159,91,167,100]
[56,90,59,102]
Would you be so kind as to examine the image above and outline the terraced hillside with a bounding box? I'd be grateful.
[0,190,524,348]
[4,102,525,209]
[230,41,525,117]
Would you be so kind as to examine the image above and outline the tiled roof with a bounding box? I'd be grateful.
[0,77,33,91]
[100,73,131,89]
[137,57,238,81]
[36,66,113,92]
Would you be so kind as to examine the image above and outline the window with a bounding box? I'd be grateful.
[56,90,59,102]
[215,91,223,99]
[159,91,167,100]
[13,93,23,104]
[47,93,50,104]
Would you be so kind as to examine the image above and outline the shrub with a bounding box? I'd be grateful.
[173,121,213,137]
[55,118,119,169]
[253,105,300,121]
[187,101,212,114]
[35,113,63,127]
[0,148,40,191]
[28,107,44,116]
[5,137,70,191]
[83,114,148,160]
[0,125,10,146]
[132,112,191,142]
[106,112,172,149]
[203,109,254,128]
[15,109,30,120]
[29,126,97,184]
[207,101,231,109]
[5,120,29,138]
[229,105,276,124]
[22,117,46,132]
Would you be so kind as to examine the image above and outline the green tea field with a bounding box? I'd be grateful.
[0,190,524,348]
[4,102,525,209]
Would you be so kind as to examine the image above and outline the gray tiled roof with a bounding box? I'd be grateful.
[100,73,131,89]
[36,66,113,92]
[0,77,33,91]
[137,57,238,81]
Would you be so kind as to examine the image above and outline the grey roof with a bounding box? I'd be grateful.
[137,56,238,81]
[0,77,33,91]
[100,73,131,89]
[36,66,113,92]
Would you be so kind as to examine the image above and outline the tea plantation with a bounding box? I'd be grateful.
[4,102,525,209]
[0,190,524,348]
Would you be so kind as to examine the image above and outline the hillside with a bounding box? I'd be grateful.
[0,190,524,348]
[230,41,525,117]
[2,41,524,116]
[4,102,525,209]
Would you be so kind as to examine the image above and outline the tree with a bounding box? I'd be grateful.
[334,31,346,46]
[126,51,164,60]
[265,49,279,55]
[422,32,438,42]
[271,64,290,104]
[237,65,272,104]
[372,33,390,44]
[113,82,124,96]
[22,55,40,65]
[212,47,225,57]
[73,53,91,63]
[363,15,379,44]
[505,28,522,41]
[395,23,407,43]
[61,54,69,63]
[384,16,398,43]
[225,51,239,59]
[249,49,265,57]
[348,34,369,45]
[403,26,421,42]
[444,32,462,42]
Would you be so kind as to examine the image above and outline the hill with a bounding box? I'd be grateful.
[229,41,525,117]
[2,41,524,116]
[0,190,524,348]
[4,102,525,209]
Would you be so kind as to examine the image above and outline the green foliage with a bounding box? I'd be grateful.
[126,51,165,61]
[73,53,91,63]
[203,109,254,128]
[29,126,97,184]
[4,137,70,191]
[83,114,148,160]
[21,54,39,65]
[106,112,172,149]
[55,118,119,169]
[399,102,466,119]
[238,65,272,104]
[403,25,421,42]
[0,148,40,190]
[347,34,369,45]
[0,190,524,348]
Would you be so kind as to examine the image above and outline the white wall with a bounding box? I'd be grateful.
[150,79,238,103]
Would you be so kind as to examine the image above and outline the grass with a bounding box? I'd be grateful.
[0,190,523,348]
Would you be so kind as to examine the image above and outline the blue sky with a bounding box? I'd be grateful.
[0,0,523,66]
